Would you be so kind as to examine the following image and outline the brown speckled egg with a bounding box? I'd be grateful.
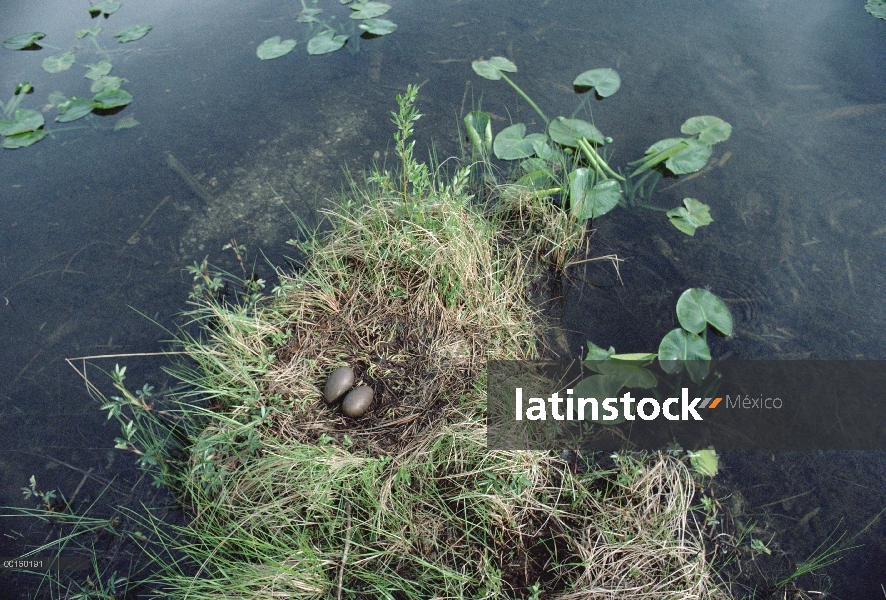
[324,366,355,404]
[341,386,373,417]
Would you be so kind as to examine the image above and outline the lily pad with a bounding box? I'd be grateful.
[690,448,718,477]
[297,8,322,23]
[307,30,348,55]
[658,328,711,382]
[675,288,733,336]
[585,340,615,363]
[349,1,391,19]
[681,116,731,145]
[114,24,152,43]
[84,61,113,80]
[867,0,886,18]
[569,169,621,220]
[3,32,46,50]
[92,89,133,109]
[75,27,102,38]
[493,123,545,160]
[3,129,46,149]
[48,91,68,106]
[548,116,604,146]
[0,109,44,136]
[609,352,658,364]
[257,36,297,60]
[358,18,397,35]
[89,0,122,16]
[573,375,626,423]
[90,75,125,93]
[464,111,491,154]
[596,361,657,388]
[42,52,76,73]
[573,68,621,97]
[56,97,95,122]
[666,197,712,236]
[645,137,712,175]
[471,56,517,81]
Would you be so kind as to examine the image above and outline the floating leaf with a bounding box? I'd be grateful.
[514,170,554,192]
[56,98,95,122]
[573,68,621,97]
[0,109,44,136]
[609,352,658,363]
[297,8,322,23]
[548,116,604,147]
[471,56,517,81]
[340,0,353,3]
[681,116,731,145]
[89,0,121,16]
[114,115,139,130]
[3,32,45,50]
[256,36,297,60]
[358,18,397,35]
[676,288,733,336]
[90,75,124,93]
[349,1,391,19]
[665,138,712,174]
[114,24,152,43]
[464,111,491,154]
[75,26,102,38]
[42,52,76,73]
[92,89,132,109]
[867,0,886,18]
[307,30,348,55]
[658,328,711,382]
[493,123,545,160]
[690,448,718,477]
[585,340,615,363]
[569,169,621,220]
[573,375,626,423]
[84,61,113,80]
[596,361,657,388]
[48,91,68,106]
[3,129,46,149]
[666,197,713,236]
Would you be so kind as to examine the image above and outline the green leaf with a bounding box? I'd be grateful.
[609,352,658,363]
[676,288,733,336]
[514,170,554,191]
[548,116,604,147]
[573,68,621,97]
[586,340,615,362]
[15,82,33,95]
[658,328,711,382]
[75,27,102,39]
[681,116,731,145]
[56,97,95,122]
[867,0,886,18]
[358,18,397,35]
[256,36,297,60]
[596,361,657,388]
[471,56,517,81]
[42,52,76,73]
[0,109,44,136]
[307,30,348,55]
[464,111,491,154]
[90,75,124,93]
[690,448,718,477]
[665,138,712,175]
[666,197,713,236]
[114,24,152,43]
[573,375,626,423]
[84,61,113,80]
[569,170,621,220]
[92,89,133,109]
[297,8,322,23]
[89,0,121,16]
[493,123,545,160]
[48,91,68,106]
[3,32,45,50]
[3,129,46,149]
[349,1,391,19]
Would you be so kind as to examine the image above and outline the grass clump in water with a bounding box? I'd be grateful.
[92,86,726,599]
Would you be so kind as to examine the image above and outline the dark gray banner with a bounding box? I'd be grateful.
[487,360,886,451]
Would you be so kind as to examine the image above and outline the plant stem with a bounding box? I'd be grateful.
[499,73,549,126]
[577,137,624,181]
[630,140,689,177]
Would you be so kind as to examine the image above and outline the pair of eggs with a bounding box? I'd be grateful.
[324,366,373,417]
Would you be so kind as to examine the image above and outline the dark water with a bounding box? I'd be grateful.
[1,0,884,597]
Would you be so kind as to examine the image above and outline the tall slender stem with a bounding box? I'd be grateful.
[499,73,549,126]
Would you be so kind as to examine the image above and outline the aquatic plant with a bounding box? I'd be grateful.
[258,0,397,59]
[468,57,732,235]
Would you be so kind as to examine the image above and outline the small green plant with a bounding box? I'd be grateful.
[749,536,772,556]
[21,475,62,511]
[468,56,731,235]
